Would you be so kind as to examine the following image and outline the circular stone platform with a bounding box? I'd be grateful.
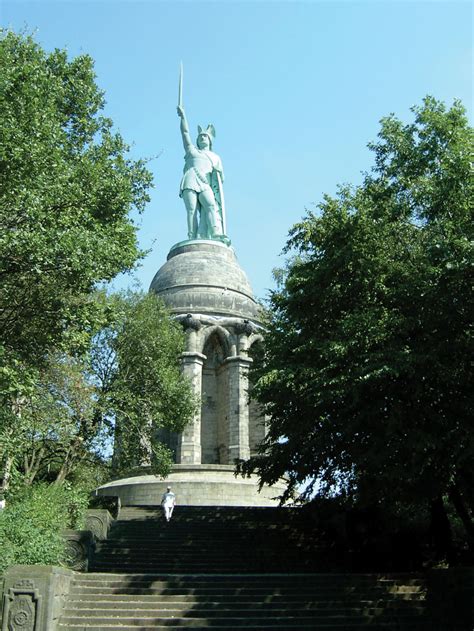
[96,465,287,507]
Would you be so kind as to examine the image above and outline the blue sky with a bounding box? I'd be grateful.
[2,0,472,300]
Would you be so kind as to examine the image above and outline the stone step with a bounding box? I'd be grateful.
[69,588,425,600]
[111,520,306,526]
[63,598,425,610]
[68,594,425,606]
[75,581,333,591]
[74,572,425,584]
[105,536,310,541]
[63,603,424,615]
[111,520,307,526]
[105,537,308,544]
[88,565,315,572]
[58,628,432,631]
[70,576,426,586]
[94,544,309,553]
[58,506,432,630]
[58,625,429,631]
[70,585,424,598]
[106,530,307,539]
[118,506,302,515]
[58,614,400,626]
[62,610,426,629]
[90,557,323,572]
[92,549,301,556]
[112,522,309,530]
[70,574,426,589]
[92,551,316,560]
[63,603,426,616]
[115,520,309,525]
[112,515,304,521]
[91,552,289,557]
[89,564,321,573]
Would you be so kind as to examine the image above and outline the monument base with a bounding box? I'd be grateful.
[95,464,287,507]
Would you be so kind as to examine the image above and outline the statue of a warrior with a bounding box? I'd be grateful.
[177,104,228,242]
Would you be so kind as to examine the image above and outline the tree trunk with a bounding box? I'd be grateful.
[54,436,83,484]
[1,455,14,492]
[24,446,46,485]
[54,452,71,485]
[430,495,453,563]
[459,468,474,513]
[449,483,474,548]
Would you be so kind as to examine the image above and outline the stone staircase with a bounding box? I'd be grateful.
[57,505,430,630]
[91,506,325,574]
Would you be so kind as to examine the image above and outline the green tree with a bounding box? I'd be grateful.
[1,292,197,488]
[92,291,198,477]
[242,97,473,551]
[0,30,152,365]
[0,30,153,489]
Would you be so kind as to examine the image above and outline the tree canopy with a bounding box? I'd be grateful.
[91,291,198,477]
[242,97,473,545]
[0,30,152,368]
[1,291,197,490]
[0,32,197,496]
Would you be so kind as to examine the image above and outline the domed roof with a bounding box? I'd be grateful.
[149,240,261,322]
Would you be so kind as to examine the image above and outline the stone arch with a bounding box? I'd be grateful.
[246,332,264,353]
[200,324,232,358]
[200,329,230,464]
[248,338,267,457]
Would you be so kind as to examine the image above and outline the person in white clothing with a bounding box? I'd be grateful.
[161,486,176,522]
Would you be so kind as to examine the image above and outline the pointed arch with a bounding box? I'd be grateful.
[200,324,232,358]
[200,328,230,464]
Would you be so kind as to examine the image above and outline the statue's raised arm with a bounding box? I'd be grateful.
[176,68,228,244]
[177,105,192,153]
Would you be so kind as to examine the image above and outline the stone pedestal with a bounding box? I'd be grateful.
[97,465,288,506]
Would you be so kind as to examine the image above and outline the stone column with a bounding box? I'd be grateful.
[225,355,252,463]
[177,351,205,464]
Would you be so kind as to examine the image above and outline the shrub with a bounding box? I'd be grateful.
[0,483,88,574]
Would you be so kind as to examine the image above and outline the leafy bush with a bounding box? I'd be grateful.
[0,483,88,574]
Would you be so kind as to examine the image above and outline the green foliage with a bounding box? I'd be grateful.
[0,350,105,489]
[0,291,196,488]
[0,483,88,573]
[61,481,89,529]
[0,30,154,492]
[0,28,152,379]
[243,98,473,547]
[91,291,198,477]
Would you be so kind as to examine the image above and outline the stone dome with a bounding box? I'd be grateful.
[149,240,261,322]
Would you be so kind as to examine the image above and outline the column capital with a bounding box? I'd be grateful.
[181,351,206,362]
[224,355,253,366]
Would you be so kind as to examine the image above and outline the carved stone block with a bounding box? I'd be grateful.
[61,530,94,572]
[85,509,112,541]
[2,581,41,631]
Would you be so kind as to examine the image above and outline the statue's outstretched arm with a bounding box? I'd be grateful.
[177,106,192,152]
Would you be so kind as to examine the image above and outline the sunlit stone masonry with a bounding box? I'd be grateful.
[151,240,265,467]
